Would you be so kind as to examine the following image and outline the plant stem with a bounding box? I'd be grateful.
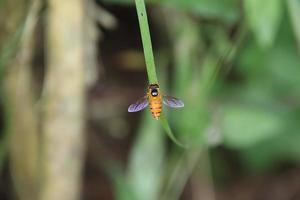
[134,0,186,147]
[134,0,158,83]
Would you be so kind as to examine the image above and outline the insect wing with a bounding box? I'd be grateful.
[163,95,184,108]
[128,96,149,112]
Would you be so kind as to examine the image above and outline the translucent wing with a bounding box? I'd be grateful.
[128,96,149,112]
[163,95,184,108]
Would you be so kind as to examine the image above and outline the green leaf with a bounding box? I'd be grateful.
[244,0,283,48]
[240,129,300,173]
[237,21,300,96]
[222,104,283,148]
[239,111,300,173]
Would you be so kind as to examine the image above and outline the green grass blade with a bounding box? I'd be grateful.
[134,0,185,147]
[134,0,157,83]
[160,113,187,148]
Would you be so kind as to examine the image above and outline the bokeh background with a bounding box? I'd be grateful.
[0,0,300,199]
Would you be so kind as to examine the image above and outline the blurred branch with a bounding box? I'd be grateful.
[41,0,86,199]
[161,147,215,200]
[83,1,117,87]
[214,24,248,80]
[91,3,117,30]
[161,149,202,200]
[3,0,41,199]
[190,149,216,200]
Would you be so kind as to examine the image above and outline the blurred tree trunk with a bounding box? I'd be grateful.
[1,0,40,200]
[83,0,99,88]
[40,0,85,199]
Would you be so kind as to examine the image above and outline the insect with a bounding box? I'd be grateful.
[128,83,184,119]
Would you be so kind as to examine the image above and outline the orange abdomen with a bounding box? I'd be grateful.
[149,96,162,120]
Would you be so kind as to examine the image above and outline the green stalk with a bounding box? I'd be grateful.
[159,114,187,148]
[134,0,186,147]
[134,0,158,84]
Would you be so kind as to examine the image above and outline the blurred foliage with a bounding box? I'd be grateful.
[244,0,283,48]
[222,9,300,173]
[288,0,300,48]
[127,113,164,200]
[103,0,300,198]
[104,0,239,24]
[0,0,299,199]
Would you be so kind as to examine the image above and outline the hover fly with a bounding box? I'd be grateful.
[128,83,184,119]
